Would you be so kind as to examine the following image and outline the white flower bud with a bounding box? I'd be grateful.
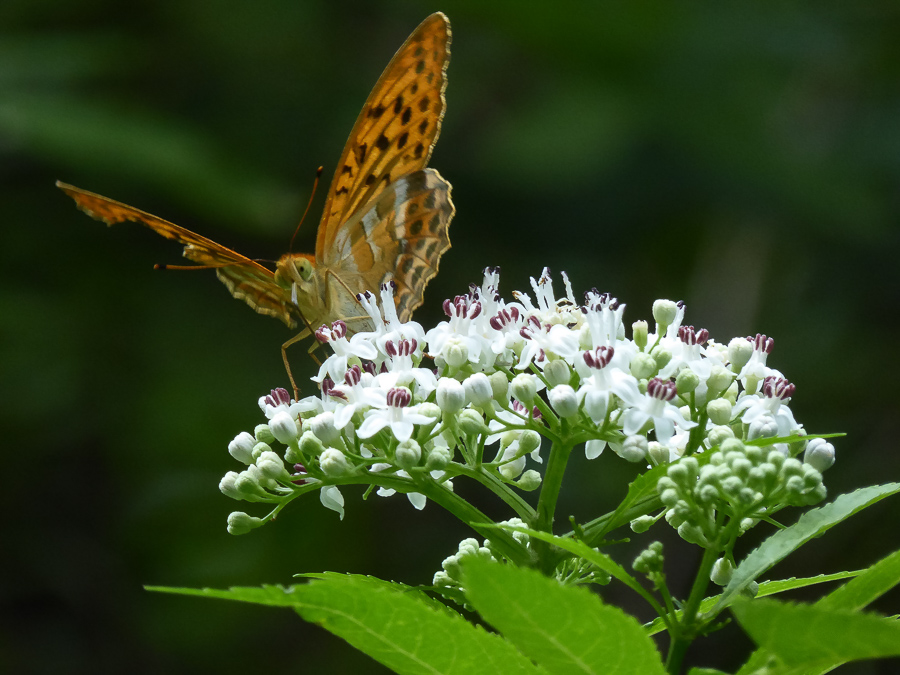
[516,470,542,491]
[804,438,835,472]
[458,409,489,436]
[707,399,733,425]
[616,435,648,462]
[710,557,734,586]
[228,431,256,465]
[420,403,442,421]
[728,337,753,371]
[489,371,510,402]
[548,384,578,418]
[748,414,779,440]
[498,454,526,480]
[233,469,267,499]
[251,441,271,461]
[227,511,263,535]
[256,450,289,482]
[254,424,275,444]
[320,448,351,477]
[219,471,242,499]
[269,411,299,444]
[395,439,422,470]
[630,353,657,379]
[632,320,649,350]
[676,368,700,394]
[444,336,469,367]
[544,360,570,387]
[310,411,341,444]
[463,373,493,406]
[707,366,734,398]
[510,373,537,404]
[647,441,671,466]
[436,378,465,413]
[652,299,678,329]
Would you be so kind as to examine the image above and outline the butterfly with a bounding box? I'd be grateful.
[57,12,454,397]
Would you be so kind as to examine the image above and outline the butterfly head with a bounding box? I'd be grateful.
[275,253,323,310]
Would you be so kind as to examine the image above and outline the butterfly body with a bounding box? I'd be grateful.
[57,13,454,393]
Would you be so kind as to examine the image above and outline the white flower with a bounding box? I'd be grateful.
[357,387,433,443]
[258,387,304,420]
[425,292,487,367]
[319,485,345,519]
[733,375,799,437]
[375,337,436,397]
[622,378,697,445]
[312,320,378,385]
[327,365,386,430]
[575,346,642,424]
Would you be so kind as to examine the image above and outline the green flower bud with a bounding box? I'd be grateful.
[706,399,733,426]
[707,424,734,448]
[652,299,678,330]
[510,373,537,404]
[458,409,489,436]
[742,581,760,598]
[632,320,649,350]
[677,522,709,546]
[515,469,542,491]
[320,448,352,477]
[630,352,657,379]
[228,431,256,465]
[257,450,289,482]
[544,360,570,387]
[299,429,326,456]
[719,438,745,455]
[254,424,275,444]
[489,371,510,402]
[227,511,263,536]
[425,444,452,470]
[395,439,422,470]
[707,366,734,398]
[630,515,655,533]
[234,469,269,500]
[724,381,739,404]
[251,441,271,462]
[675,368,700,394]
[418,402,442,422]
[518,430,542,455]
[647,441,670,466]
[727,337,753,372]
[651,346,672,370]
[660,488,680,507]
[748,415,779,440]
[710,558,734,586]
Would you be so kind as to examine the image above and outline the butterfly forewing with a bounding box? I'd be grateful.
[315,12,451,262]
[56,181,299,327]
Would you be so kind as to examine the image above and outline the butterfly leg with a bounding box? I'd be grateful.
[282,329,310,400]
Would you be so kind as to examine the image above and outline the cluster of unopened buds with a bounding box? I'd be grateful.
[219,266,835,548]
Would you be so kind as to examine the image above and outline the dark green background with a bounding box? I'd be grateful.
[3,1,899,673]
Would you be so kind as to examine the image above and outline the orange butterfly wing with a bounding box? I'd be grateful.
[56,182,300,328]
[315,12,451,263]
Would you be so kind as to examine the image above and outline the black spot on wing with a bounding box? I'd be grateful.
[414,143,424,159]
[418,120,428,135]
[375,134,390,151]
[415,60,425,74]
[394,96,404,113]
[401,107,412,125]
[419,96,430,112]
[397,132,408,149]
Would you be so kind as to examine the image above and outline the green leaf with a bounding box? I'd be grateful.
[731,598,900,666]
[714,483,900,611]
[817,548,900,612]
[151,576,544,674]
[687,669,731,675]
[463,560,665,675]
[588,462,668,541]
[644,571,859,636]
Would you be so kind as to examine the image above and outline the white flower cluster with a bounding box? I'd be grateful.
[219,267,831,534]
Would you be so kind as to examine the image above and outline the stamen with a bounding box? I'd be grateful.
[387,387,412,408]
[647,378,677,402]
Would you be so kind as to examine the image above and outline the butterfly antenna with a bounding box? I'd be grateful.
[155,258,277,271]
[289,166,324,253]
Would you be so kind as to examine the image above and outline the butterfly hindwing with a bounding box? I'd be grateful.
[56,181,298,327]
[315,12,451,262]
[321,168,453,323]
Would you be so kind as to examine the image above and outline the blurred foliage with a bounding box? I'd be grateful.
[2,1,899,673]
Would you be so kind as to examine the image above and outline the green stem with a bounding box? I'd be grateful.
[665,544,718,674]
[445,463,536,522]
[532,435,574,573]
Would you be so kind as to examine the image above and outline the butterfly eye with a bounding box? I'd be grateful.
[295,258,314,281]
